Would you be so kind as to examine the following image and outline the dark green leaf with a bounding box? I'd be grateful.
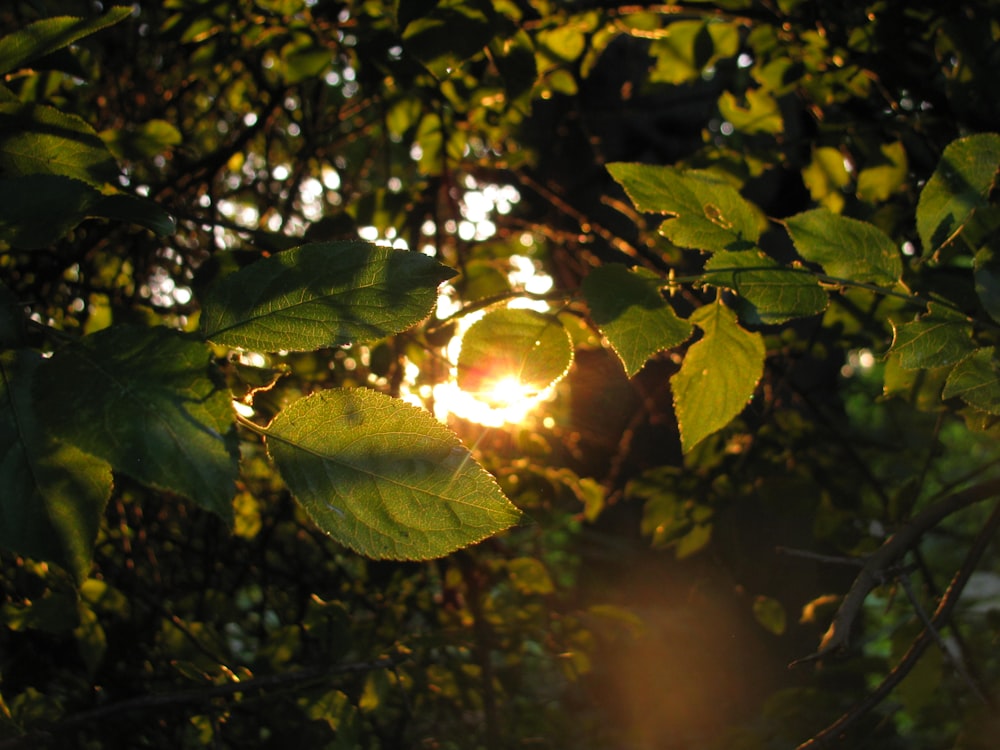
[0,283,24,347]
[704,250,828,324]
[89,193,176,236]
[671,302,765,453]
[37,326,238,520]
[0,7,134,76]
[0,350,112,583]
[401,0,496,78]
[786,208,902,286]
[942,347,1000,415]
[889,304,976,370]
[917,133,1000,255]
[753,596,787,635]
[974,240,1000,324]
[457,308,573,401]
[200,242,455,352]
[266,388,521,559]
[607,163,760,251]
[582,264,692,376]
[101,119,182,161]
[0,174,99,249]
[0,103,119,185]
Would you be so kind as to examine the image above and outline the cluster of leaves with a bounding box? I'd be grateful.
[2,0,1000,748]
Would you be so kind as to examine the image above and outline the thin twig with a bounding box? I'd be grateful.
[795,499,1000,749]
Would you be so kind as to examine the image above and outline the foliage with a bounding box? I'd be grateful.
[2,0,1000,748]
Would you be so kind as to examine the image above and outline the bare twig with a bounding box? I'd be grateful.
[794,499,1000,749]
[791,478,1000,666]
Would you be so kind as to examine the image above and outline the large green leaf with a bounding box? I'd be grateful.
[607,163,760,251]
[0,7,134,76]
[671,303,765,453]
[889,304,976,370]
[942,347,1000,415]
[36,326,239,520]
[0,351,112,583]
[265,388,521,559]
[201,242,455,352]
[457,308,573,400]
[0,103,119,185]
[916,133,1000,255]
[0,175,172,249]
[704,250,829,324]
[582,264,692,376]
[785,208,902,286]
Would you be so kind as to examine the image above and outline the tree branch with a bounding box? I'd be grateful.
[0,654,407,750]
[791,478,1000,665]
[795,498,1000,749]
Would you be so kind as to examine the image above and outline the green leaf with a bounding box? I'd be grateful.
[457,308,573,400]
[0,103,119,185]
[89,193,176,236]
[917,133,1000,255]
[717,88,783,135]
[0,7,134,76]
[942,347,1000,415]
[607,163,761,251]
[36,326,238,520]
[265,388,521,559]
[649,20,739,85]
[802,146,851,212]
[671,303,765,453]
[704,250,828,324]
[100,119,182,161]
[974,240,1000,324]
[786,208,902,286]
[889,304,976,370]
[0,174,99,249]
[752,595,787,636]
[0,350,112,583]
[200,241,455,352]
[857,141,907,203]
[582,264,692,376]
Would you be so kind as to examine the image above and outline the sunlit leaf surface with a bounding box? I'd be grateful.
[201,241,455,352]
[786,208,902,286]
[671,303,765,453]
[917,133,1000,254]
[266,388,521,560]
[457,308,573,400]
[583,264,692,376]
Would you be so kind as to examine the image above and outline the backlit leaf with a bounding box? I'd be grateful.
[0,103,119,185]
[671,302,765,453]
[0,7,134,76]
[942,347,1000,415]
[37,326,239,520]
[607,163,760,251]
[917,133,1000,254]
[786,208,902,286]
[717,88,783,135]
[753,595,787,635]
[266,388,521,559]
[582,264,692,376]
[201,241,455,352]
[889,304,976,370]
[0,351,112,583]
[704,250,828,324]
[457,308,573,399]
[649,20,739,85]
[857,141,907,203]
